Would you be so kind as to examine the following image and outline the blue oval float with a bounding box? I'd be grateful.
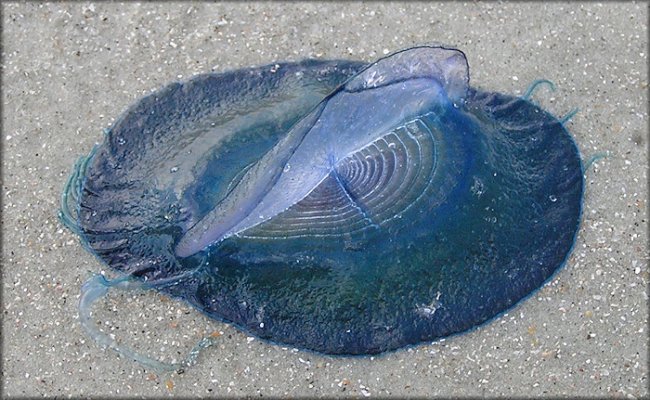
[62,46,583,367]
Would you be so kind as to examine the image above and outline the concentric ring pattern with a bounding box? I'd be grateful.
[241,117,441,240]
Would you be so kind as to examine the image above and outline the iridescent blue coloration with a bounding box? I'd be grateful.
[61,46,583,366]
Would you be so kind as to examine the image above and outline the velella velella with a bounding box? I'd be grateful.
[60,46,584,371]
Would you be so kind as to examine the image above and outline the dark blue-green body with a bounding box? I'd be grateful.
[64,47,583,355]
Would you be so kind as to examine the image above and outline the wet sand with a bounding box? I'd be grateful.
[2,2,647,397]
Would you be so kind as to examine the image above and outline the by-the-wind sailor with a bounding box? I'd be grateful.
[61,46,583,370]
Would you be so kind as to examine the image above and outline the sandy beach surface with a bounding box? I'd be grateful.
[2,2,647,398]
